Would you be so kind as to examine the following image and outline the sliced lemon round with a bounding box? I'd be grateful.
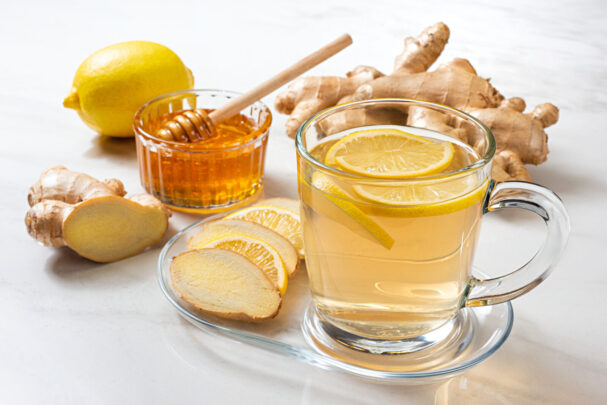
[187,219,298,277]
[226,199,304,258]
[354,177,489,217]
[197,235,288,296]
[308,172,394,249]
[325,128,454,178]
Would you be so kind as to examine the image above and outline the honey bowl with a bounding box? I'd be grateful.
[134,89,272,213]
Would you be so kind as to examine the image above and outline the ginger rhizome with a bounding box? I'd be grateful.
[275,22,558,181]
[25,166,171,262]
[275,66,384,138]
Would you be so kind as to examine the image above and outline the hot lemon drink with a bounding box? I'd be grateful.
[300,126,488,339]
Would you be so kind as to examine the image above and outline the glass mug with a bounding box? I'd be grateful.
[296,99,569,354]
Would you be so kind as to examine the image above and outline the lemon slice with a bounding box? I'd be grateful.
[187,219,299,277]
[197,235,288,296]
[326,129,454,178]
[226,199,304,258]
[354,176,489,217]
[306,172,394,249]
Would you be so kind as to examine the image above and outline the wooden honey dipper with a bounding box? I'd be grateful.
[155,33,353,142]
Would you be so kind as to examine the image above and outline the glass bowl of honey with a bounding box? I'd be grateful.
[134,89,272,213]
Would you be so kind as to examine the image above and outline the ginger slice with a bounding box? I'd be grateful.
[25,166,170,262]
[60,195,169,262]
[170,249,281,321]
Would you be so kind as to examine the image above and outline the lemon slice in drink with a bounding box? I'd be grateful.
[226,199,304,258]
[197,235,288,295]
[307,172,394,249]
[354,176,489,217]
[325,128,454,178]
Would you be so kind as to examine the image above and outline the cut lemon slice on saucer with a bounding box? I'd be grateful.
[325,128,454,178]
[226,198,304,258]
[197,235,288,296]
[187,219,299,277]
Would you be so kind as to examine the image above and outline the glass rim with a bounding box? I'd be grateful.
[133,88,272,153]
[295,98,497,182]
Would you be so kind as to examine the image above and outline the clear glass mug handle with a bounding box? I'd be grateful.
[466,181,571,307]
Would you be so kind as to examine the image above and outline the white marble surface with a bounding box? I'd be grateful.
[1,0,606,403]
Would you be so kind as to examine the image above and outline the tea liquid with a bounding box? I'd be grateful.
[300,126,488,339]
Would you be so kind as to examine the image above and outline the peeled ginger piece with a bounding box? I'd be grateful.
[170,248,282,321]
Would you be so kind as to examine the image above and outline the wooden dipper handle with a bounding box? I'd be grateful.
[208,33,353,124]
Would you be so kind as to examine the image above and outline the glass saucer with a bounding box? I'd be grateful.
[158,213,514,383]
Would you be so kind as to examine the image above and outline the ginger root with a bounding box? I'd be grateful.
[25,166,171,262]
[275,22,559,181]
[28,166,126,207]
[275,66,384,138]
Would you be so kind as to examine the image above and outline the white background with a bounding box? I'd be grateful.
[1,0,606,403]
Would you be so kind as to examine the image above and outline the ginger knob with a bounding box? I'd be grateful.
[25,166,171,262]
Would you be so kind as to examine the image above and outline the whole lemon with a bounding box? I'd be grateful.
[64,41,194,137]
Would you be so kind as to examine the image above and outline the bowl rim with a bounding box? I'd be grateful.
[133,88,272,153]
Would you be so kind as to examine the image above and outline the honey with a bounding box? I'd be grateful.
[134,90,272,213]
